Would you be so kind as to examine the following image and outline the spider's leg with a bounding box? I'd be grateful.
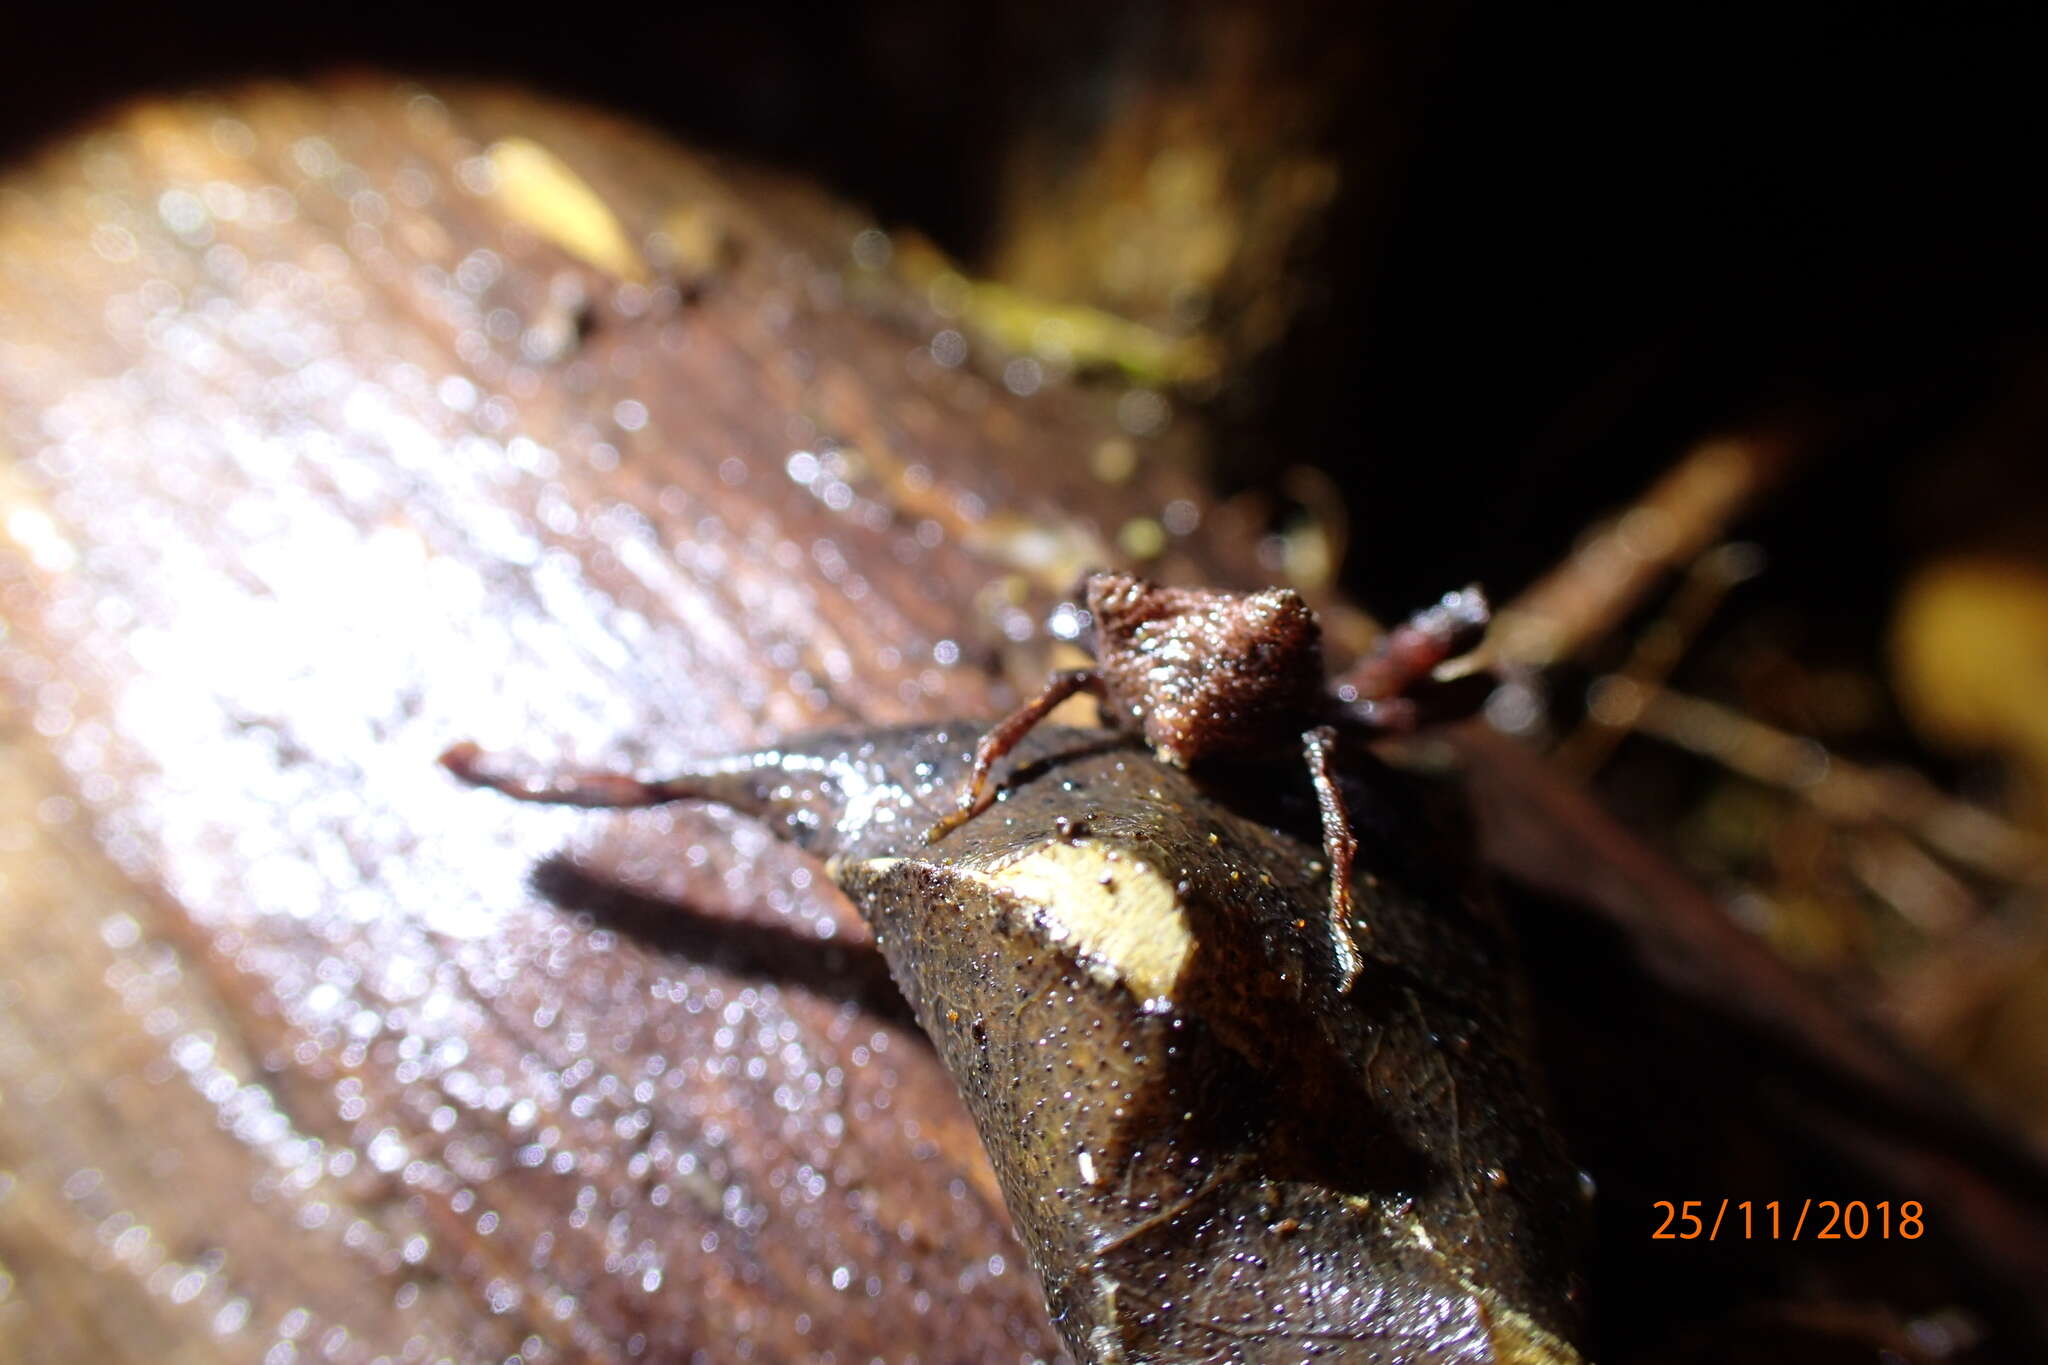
[1335,695,1420,734]
[927,670,1104,842]
[1331,670,1499,736]
[441,742,725,808]
[1302,724,1364,993]
[1341,584,1490,702]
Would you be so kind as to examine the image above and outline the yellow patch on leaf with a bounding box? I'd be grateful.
[486,137,647,282]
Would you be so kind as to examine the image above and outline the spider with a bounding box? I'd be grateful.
[926,571,1491,993]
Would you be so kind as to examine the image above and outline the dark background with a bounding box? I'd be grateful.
[11,1,2048,837]
[8,0,2043,615]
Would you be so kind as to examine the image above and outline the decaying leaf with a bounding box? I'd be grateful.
[450,722,1591,1363]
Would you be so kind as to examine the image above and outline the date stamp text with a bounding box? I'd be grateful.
[1651,1199,1924,1241]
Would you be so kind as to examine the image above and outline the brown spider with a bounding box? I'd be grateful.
[927,571,1491,993]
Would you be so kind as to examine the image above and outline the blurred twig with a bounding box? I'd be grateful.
[1553,541,1765,774]
[1486,434,1795,670]
[1591,680,2048,892]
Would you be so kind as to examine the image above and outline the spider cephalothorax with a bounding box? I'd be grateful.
[1087,574,1327,765]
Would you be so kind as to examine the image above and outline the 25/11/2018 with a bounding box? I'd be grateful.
[1652,1199,1925,1241]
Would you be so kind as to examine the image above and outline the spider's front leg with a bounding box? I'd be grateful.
[440,741,705,807]
[1301,724,1365,994]
[927,669,1107,842]
[1340,585,1490,710]
[1334,586,1496,737]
